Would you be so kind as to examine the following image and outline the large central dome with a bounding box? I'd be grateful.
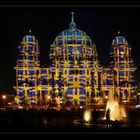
[49,12,98,69]
[52,12,93,47]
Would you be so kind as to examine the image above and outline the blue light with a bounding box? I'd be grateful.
[66,88,73,94]
[71,56,75,61]
[58,81,62,86]
[60,65,64,68]
[30,102,36,105]
[28,36,34,42]
[18,70,23,74]
[18,80,23,83]
[130,72,134,76]
[38,47,40,52]
[77,31,82,36]
[80,70,85,74]
[80,88,85,94]
[80,78,85,83]
[118,37,124,43]
[29,70,34,75]
[30,81,35,86]
[77,40,82,44]
[28,46,33,51]
[77,46,82,52]
[119,71,124,76]
[113,38,116,43]
[51,81,55,86]
[106,80,112,85]
[67,31,72,36]
[29,92,35,96]
[68,46,72,53]
[58,39,63,45]
[58,32,63,36]
[131,82,135,86]
[80,66,85,68]
[18,91,24,96]
[19,56,23,60]
[80,101,86,106]
[70,65,74,68]
[110,47,114,53]
[41,70,47,74]
[80,96,86,99]
[53,28,93,48]
[28,56,33,60]
[131,92,135,95]
[130,66,134,68]
[37,81,41,85]
[67,40,72,44]
[107,70,112,74]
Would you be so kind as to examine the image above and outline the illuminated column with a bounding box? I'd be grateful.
[110,31,136,103]
[14,30,40,105]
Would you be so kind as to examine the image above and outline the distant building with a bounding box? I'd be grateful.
[14,13,136,106]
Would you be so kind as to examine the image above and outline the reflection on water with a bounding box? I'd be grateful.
[0,109,140,132]
[40,109,94,129]
[40,108,140,131]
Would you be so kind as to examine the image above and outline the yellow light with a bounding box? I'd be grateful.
[47,95,51,100]
[105,96,108,99]
[83,109,92,122]
[2,95,6,99]
[8,102,12,105]
[24,52,28,56]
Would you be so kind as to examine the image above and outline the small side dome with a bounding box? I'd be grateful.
[112,31,127,44]
[22,30,38,43]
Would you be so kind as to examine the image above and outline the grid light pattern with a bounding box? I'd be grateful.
[109,35,136,101]
[14,14,137,106]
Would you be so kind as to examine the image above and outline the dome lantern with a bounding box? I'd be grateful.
[69,12,76,31]
[117,31,120,36]
[52,12,94,48]
[29,29,32,35]
[112,31,127,44]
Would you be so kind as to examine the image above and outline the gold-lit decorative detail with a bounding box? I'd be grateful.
[14,13,137,107]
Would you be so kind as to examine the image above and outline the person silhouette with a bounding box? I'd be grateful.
[106,108,110,128]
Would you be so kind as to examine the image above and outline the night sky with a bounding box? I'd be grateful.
[1,6,140,94]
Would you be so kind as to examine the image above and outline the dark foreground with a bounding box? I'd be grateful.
[0,108,140,133]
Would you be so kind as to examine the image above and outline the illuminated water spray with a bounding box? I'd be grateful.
[105,89,126,121]
[83,109,92,122]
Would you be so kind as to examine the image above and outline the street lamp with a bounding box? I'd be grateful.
[47,95,51,100]
[2,95,6,100]
[1,95,7,106]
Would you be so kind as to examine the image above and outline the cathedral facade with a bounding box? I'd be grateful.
[14,13,137,106]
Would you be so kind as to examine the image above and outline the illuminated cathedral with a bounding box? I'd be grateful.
[14,13,137,107]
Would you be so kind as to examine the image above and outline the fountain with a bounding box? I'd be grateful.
[83,109,93,123]
[105,89,126,121]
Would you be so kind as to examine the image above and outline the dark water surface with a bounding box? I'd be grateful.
[0,109,140,133]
